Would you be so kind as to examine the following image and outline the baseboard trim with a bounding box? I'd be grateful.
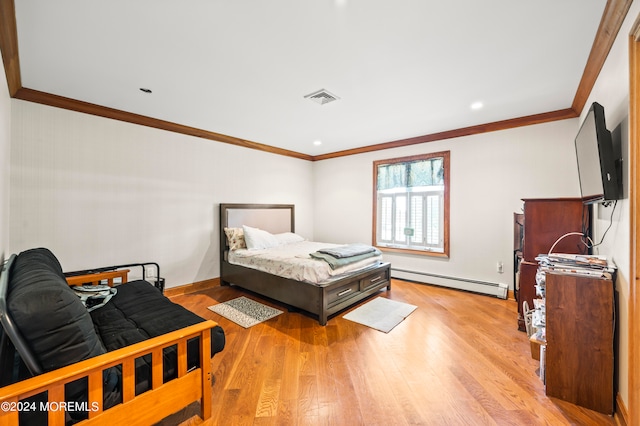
[392,268,509,299]
[164,277,220,297]
[615,392,628,426]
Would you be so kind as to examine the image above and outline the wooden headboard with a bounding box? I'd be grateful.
[219,204,295,258]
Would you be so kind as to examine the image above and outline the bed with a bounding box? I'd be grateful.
[219,204,391,325]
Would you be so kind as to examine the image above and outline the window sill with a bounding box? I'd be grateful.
[376,245,449,258]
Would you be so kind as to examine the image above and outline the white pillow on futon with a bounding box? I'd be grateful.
[242,225,280,250]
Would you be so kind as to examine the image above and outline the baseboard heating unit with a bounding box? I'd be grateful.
[391,268,508,299]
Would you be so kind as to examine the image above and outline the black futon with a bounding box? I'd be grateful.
[0,247,225,424]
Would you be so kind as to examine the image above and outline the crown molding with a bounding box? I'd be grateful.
[0,0,631,162]
[313,108,579,161]
[572,0,634,113]
[13,87,315,161]
[0,0,20,96]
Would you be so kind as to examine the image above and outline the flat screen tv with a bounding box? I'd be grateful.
[574,102,621,204]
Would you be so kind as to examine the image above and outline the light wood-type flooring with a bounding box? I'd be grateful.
[163,279,617,426]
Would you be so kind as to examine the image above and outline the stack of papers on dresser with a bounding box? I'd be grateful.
[535,253,616,279]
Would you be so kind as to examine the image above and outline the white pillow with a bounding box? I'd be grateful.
[274,232,305,245]
[242,225,280,250]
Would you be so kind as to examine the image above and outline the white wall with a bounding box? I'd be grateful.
[0,63,10,260]
[9,100,315,288]
[579,0,640,411]
[313,118,580,295]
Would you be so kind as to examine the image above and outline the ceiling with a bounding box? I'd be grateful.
[0,1,631,160]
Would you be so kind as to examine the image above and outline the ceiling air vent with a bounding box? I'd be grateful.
[304,89,340,105]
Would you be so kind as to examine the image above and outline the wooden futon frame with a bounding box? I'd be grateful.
[0,254,216,426]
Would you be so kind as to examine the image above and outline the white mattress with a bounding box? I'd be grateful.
[227,241,383,285]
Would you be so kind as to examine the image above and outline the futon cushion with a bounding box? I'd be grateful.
[7,248,106,372]
[90,280,225,389]
[91,280,223,351]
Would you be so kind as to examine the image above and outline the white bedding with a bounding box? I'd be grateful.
[227,241,383,285]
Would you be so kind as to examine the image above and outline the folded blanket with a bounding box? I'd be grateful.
[309,248,381,270]
[317,243,376,259]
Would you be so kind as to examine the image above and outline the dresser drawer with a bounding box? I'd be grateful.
[360,269,389,291]
[327,281,359,306]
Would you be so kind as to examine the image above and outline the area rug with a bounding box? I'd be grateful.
[343,297,417,333]
[208,296,283,328]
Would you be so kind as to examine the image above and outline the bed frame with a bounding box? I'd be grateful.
[219,203,391,325]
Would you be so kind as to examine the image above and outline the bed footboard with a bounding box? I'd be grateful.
[0,321,216,425]
[222,260,391,325]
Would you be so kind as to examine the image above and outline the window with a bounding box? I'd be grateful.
[373,151,449,257]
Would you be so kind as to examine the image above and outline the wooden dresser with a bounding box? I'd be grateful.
[545,272,615,414]
[516,198,589,330]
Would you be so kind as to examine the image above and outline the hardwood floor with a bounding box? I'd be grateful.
[164,279,616,426]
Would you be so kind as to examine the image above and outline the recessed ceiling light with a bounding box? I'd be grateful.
[139,88,152,94]
[470,101,483,110]
[313,140,323,146]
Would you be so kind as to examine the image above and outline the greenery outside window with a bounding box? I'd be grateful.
[373,151,450,257]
